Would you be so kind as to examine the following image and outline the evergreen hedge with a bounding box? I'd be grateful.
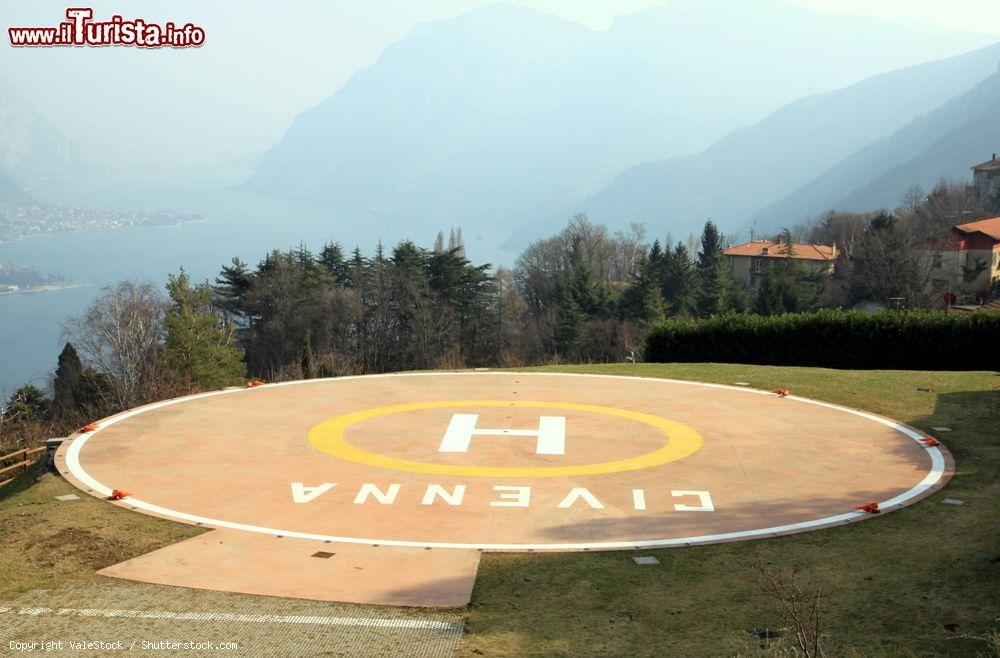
[644,310,999,371]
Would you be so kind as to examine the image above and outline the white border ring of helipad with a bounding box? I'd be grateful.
[58,372,952,551]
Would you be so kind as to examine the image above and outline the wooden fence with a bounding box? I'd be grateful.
[0,445,46,487]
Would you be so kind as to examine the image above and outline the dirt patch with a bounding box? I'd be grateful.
[0,473,202,598]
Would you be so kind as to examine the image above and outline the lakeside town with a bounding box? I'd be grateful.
[0,204,203,244]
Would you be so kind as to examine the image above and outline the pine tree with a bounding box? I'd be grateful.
[78,369,116,419]
[165,269,247,390]
[345,247,366,289]
[319,242,351,285]
[3,385,49,423]
[694,221,729,317]
[51,343,84,428]
[550,240,613,358]
[391,241,426,274]
[848,211,930,306]
[214,258,252,323]
[753,272,785,315]
[661,243,695,316]
[619,253,664,322]
[648,240,664,267]
[553,292,586,359]
[697,221,724,271]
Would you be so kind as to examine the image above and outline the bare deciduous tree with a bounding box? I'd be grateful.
[751,560,829,658]
[64,281,167,408]
[901,184,926,214]
[913,180,992,241]
[611,222,647,281]
[807,211,868,261]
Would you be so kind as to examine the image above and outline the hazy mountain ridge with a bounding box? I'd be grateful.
[571,42,1000,244]
[249,1,994,239]
[0,78,79,180]
[752,63,1000,229]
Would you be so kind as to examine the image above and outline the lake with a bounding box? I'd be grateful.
[0,168,515,396]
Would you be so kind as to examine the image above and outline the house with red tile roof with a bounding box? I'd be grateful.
[925,216,1000,304]
[723,239,837,288]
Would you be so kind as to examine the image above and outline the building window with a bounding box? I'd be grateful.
[754,258,763,273]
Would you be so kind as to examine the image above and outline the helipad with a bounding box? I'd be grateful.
[55,372,950,606]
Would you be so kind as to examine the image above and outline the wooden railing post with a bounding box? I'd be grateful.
[0,443,49,487]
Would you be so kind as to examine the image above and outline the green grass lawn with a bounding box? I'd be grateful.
[459,364,1000,657]
[1,364,996,657]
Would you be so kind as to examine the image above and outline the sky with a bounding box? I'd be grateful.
[790,0,1000,35]
[1,0,997,168]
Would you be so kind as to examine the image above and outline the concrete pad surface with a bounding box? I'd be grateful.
[53,372,952,606]
[99,529,480,607]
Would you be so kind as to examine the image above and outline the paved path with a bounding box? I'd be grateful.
[0,583,463,657]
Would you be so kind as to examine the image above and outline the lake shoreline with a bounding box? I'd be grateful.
[0,283,89,297]
[0,218,206,246]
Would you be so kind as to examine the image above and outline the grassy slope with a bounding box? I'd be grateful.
[459,364,1000,657]
[0,470,204,599]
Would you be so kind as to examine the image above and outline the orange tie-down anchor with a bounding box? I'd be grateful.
[854,501,880,514]
[921,437,941,447]
[108,489,132,501]
[246,380,266,388]
[79,423,100,432]
[772,389,791,397]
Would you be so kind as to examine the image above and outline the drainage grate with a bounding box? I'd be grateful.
[311,551,336,559]
[632,556,659,565]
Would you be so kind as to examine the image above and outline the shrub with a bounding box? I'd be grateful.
[644,309,1000,371]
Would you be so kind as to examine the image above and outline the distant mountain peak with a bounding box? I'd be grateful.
[0,76,79,179]
[549,41,1000,247]
[751,62,1000,232]
[249,5,997,246]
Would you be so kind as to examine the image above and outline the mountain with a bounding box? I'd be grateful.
[753,64,1000,230]
[565,42,1000,245]
[0,78,79,179]
[249,1,994,239]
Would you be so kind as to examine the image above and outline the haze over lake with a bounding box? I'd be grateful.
[0,167,513,394]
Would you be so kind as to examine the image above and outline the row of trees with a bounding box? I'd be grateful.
[4,178,995,450]
[0,216,748,450]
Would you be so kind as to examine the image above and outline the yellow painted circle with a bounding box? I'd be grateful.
[308,400,703,477]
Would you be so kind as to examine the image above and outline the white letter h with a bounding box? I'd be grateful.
[438,414,566,455]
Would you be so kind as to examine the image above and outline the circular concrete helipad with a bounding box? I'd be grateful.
[58,372,950,551]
